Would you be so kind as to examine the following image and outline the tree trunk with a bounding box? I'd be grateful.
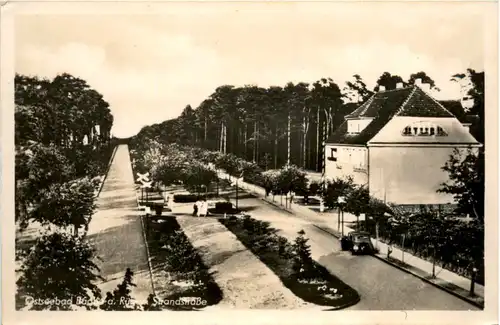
[274,125,278,169]
[253,121,257,162]
[316,108,320,171]
[287,113,291,165]
[204,117,208,147]
[224,124,227,154]
[219,123,223,152]
[302,113,308,168]
[244,123,248,160]
[256,122,260,164]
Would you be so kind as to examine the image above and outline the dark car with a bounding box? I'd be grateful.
[341,231,375,255]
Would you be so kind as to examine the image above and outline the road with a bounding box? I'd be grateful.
[228,191,479,310]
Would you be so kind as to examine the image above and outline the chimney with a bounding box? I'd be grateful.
[415,78,422,86]
[420,83,431,92]
[378,85,386,92]
[396,82,404,89]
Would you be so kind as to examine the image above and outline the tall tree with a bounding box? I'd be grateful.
[344,74,373,103]
[451,69,484,144]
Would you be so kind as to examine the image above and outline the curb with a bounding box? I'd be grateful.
[259,197,294,215]
[138,206,156,297]
[127,145,156,297]
[313,225,484,309]
[95,144,118,198]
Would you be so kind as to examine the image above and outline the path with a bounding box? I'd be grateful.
[87,144,153,303]
[176,215,321,310]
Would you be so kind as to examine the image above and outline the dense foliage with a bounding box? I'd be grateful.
[15,73,115,230]
[144,217,222,310]
[16,232,102,310]
[15,72,115,309]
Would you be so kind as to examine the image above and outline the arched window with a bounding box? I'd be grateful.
[402,122,447,137]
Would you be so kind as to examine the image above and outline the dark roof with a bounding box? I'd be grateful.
[437,100,475,123]
[326,86,458,145]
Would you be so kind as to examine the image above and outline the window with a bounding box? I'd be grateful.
[328,148,337,161]
[402,122,448,137]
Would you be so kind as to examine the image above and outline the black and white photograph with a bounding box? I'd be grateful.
[2,1,498,324]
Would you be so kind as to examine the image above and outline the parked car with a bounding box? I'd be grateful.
[341,231,374,255]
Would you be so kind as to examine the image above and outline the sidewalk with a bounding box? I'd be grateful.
[176,215,318,310]
[219,171,484,308]
[87,144,154,303]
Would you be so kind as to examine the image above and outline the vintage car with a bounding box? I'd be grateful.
[340,231,375,255]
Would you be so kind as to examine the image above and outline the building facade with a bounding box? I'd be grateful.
[325,81,481,208]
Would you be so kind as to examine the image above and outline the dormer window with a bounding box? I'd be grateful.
[347,118,374,134]
[402,122,448,137]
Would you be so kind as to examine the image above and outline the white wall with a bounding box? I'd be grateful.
[368,146,475,205]
[325,145,368,185]
[347,119,373,134]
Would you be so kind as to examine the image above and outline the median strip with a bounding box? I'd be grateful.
[176,216,317,309]
[218,215,360,310]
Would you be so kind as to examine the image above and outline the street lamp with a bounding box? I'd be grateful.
[142,181,152,204]
[470,267,478,296]
[233,171,244,210]
[338,196,346,236]
[137,172,150,203]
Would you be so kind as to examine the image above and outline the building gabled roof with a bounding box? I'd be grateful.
[326,86,464,145]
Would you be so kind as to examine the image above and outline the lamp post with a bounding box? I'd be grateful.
[470,266,478,296]
[235,171,243,210]
[338,196,346,236]
[142,181,152,205]
[137,172,150,204]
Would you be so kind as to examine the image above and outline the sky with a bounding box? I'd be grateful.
[15,2,488,138]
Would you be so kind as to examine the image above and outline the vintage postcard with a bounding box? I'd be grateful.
[1,1,498,325]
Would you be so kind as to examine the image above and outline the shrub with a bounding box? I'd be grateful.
[16,231,102,310]
[173,194,199,203]
[163,231,202,273]
[100,268,141,311]
[292,230,318,281]
[215,202,233,211]
[277,235,292,258]
[173,193,219,203]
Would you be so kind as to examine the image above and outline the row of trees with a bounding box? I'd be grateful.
[15,73,120,310]
[15,73,116,230]
[133,71,452,172]
[130,140,310,203]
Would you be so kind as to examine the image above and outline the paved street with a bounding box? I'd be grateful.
[87,145,153,303]
[227,191,480,310]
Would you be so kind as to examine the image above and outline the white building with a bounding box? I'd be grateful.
[324,80,481,210]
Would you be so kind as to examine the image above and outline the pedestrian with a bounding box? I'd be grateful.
[193,201,198,217]
[199,199,207,217]
[202,198,208,217]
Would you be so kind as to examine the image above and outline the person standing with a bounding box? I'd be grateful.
[193,200,199,217]
[199,199,207,217]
